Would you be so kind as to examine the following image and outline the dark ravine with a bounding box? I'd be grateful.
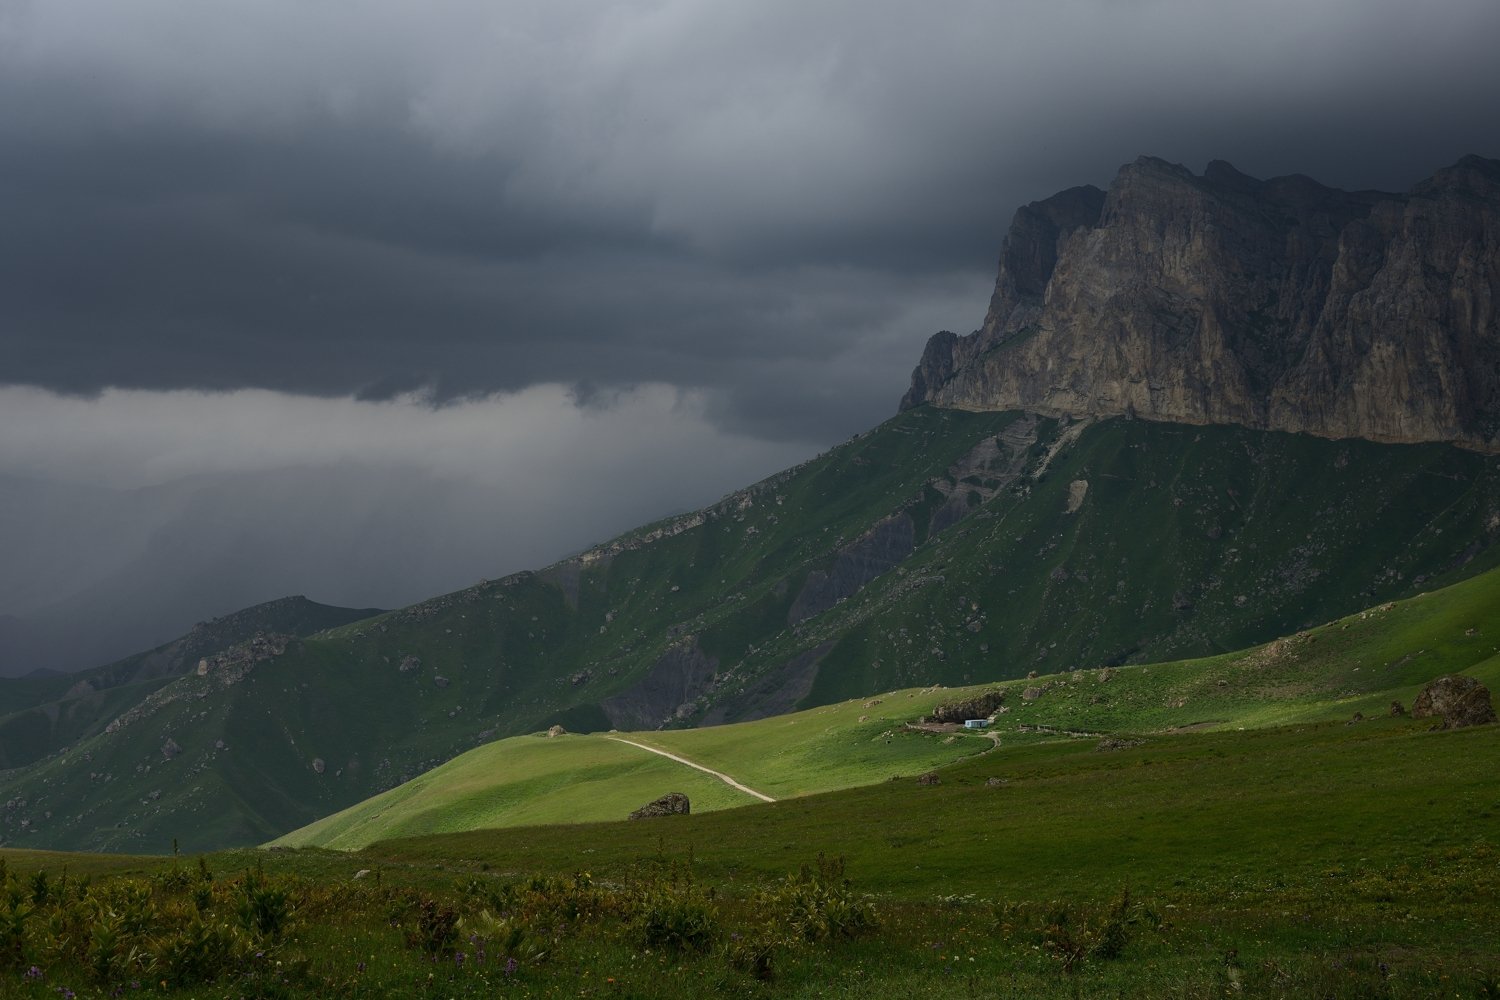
[904,155,1500,452]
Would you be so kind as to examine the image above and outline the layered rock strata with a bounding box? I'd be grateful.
[903,155,1500,452]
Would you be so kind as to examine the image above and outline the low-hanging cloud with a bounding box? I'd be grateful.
[0,383,815,672]
[0,381,809,495]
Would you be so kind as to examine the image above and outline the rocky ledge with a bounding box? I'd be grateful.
[903,155,1500,452]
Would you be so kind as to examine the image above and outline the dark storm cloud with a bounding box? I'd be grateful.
[3,0,1499,672]
[5,0,1497,440]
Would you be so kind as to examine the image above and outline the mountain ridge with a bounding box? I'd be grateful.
[0,595,383,770]
[903,154,1500,452]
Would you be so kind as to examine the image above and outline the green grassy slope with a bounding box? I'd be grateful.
[4,708,1497,999]
[4,410,1497,854]
[270,686,995,850]
[269,734,760,849]
[367,715,1498,906]
[742,415,1500,716]
[0,596,382,770]
[277,564,1500,851]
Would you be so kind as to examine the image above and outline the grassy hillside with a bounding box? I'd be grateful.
[367,715,1497,907]
[0,596,382,769]
[4,409,1498,853]
[270,686,991,849]
[5,703,1494,997]
[276,564,1500,850]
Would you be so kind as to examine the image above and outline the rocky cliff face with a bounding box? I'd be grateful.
[903,155,1500,451]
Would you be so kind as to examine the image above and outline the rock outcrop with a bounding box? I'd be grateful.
[903,155,1500,452]
[601,639,719,731]
[1095,736,1146,752]
[788,514,916,625]
[628,792,690,820]
[105,633,296,736]
[927,689,1006,724]
[1412,674,1497,729]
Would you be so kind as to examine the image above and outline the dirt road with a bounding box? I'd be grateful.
[606,737,777,803]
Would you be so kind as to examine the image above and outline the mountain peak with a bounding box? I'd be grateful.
[904,156,1500,452]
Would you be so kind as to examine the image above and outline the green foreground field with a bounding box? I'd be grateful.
[2,711,1496,999]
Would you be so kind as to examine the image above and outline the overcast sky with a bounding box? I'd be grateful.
[2,0,1499,670]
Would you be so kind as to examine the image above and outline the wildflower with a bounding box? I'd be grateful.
[505,957,519,977]
[455,952,466,967]
[356,962,366,974]
[24,966,42,981]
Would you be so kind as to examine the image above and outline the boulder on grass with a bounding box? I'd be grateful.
[629,792,690,820]
[1411,675,1496,730]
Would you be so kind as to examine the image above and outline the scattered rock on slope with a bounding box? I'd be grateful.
[629,792,690,819]
[1412,675,1497,729]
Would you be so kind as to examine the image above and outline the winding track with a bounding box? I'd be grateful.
[605,737,777,803]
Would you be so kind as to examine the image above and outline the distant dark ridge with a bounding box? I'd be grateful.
[0,595,382,770]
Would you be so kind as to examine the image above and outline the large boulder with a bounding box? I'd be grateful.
[1412,675,1497,729]
[927,689,1006,724]
[628,792,691,820]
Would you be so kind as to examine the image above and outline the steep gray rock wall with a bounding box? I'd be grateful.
[787,514,917,625]
[904,155,1500,452]
[601,639,719,731]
